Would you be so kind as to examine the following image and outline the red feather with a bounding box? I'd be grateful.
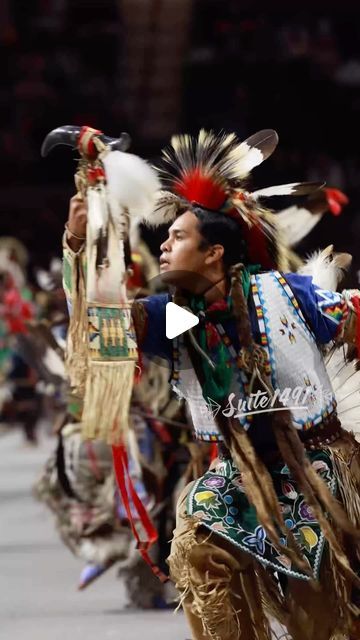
[172,166,277,268]
[325,188,349,216]
[174,169,227,211]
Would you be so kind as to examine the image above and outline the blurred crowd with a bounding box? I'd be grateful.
[1,2,360,187]
[184,1,360,195]
[0,0,124,185]
[0,0,360,267]
[0,237,65,443]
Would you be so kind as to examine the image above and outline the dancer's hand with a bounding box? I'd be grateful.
[66,195,87,251]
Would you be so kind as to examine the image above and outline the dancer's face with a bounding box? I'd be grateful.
[159,210,224,290]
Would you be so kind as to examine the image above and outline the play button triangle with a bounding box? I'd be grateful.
[166,302,199,339]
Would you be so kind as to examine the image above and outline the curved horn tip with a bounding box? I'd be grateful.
[107,132,131,152]
[40,125,82,157]
[41,134,53,157]
[119,132,131,151]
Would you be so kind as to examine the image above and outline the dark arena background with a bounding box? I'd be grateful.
[1,0,360,283]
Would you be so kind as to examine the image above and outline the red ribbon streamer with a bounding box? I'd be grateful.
[112,442,168,583]
[210,443,218,463]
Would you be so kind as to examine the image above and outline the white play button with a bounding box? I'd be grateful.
[166,302,199,339]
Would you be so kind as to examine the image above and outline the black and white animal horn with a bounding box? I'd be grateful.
[41,125,131,157]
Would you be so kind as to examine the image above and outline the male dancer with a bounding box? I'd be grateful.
[63,129,360,640]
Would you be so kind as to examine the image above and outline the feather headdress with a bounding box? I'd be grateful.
[141,129,323,269]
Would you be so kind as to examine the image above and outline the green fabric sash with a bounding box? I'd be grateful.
[188,264,260,403]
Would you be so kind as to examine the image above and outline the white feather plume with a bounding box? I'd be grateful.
[103,150,160,220]
[298,245,352,291]
[87,188,108,242]
[129,217,141,247]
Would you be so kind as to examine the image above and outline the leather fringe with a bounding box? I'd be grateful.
[65,252,88,396]
[82,360,135,444]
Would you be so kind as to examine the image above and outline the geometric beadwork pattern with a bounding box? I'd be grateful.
[314,286,347,326]
[87,305,138,361]
[252,272,336,431]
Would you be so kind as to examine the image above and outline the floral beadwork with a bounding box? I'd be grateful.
[188,450,336,580]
